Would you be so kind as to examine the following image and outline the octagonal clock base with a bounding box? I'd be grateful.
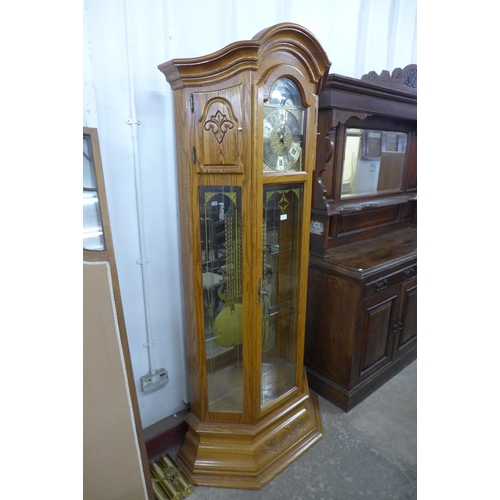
[175,371,322,490]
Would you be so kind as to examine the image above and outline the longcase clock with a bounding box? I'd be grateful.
[158,23,330,489]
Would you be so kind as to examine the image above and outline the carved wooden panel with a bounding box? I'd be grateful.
[193,85,245,173]
[311,110,336,209]
[260,418,306,458]
[358,293,397,379]
[361,64,417,93]
[337,205,400,236]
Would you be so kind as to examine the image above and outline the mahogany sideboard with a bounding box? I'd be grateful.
[304,66,417,411]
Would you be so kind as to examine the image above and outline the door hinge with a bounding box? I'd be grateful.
[192,146,197,164]
[190,94,194,113]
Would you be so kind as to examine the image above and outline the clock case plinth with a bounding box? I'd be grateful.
[159,24,330,489]
[177,372,321,489]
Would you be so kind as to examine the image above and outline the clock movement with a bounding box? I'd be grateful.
[159,23,330,489]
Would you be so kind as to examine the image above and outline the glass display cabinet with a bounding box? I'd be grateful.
[159,24,330,489]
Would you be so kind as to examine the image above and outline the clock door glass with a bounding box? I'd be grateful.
[261,183,303,408]
[199,186,244,413]
[263,78,305,173]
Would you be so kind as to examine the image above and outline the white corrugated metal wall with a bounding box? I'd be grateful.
[83,0,417,429]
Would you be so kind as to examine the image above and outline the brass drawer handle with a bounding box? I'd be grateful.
[403,267,415,279]
[376,279,389,292]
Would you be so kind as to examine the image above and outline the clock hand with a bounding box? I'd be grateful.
[279,124,286,143]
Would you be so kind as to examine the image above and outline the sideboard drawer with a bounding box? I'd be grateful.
[364,264,417,298]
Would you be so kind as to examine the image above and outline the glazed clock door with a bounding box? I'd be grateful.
[261,183,304,407]
[259,77,310,409]
[199,185,245,414]
[192,85,248,415]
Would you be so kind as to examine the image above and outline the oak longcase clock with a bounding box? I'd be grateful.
[159,24,330,489]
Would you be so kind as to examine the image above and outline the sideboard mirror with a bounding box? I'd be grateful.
[341,128,408,199]
[309,65,417,258]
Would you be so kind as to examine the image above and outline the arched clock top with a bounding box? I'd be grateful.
[252,23,331,92]
[159,23,331,92]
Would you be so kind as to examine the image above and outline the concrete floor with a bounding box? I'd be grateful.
[171,360,417,500]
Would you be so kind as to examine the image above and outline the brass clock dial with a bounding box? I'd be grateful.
[263,78,305,172]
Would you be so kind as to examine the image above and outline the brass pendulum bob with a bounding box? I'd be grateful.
[160,455,195,497]
[150,462,182,500]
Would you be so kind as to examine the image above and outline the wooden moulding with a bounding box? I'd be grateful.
[175,371,322,489]
[317,66,417,125]
[159,23,330,93]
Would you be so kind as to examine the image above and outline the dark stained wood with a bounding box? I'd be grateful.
[361,65,417,93]
[305,227,416,412]
[311,226,416,277]
[310,67,417,257]
[305,67,416,412]
[359,293,397,375]
[393,277,417,358]
[406,131,417,192]
[318,64,417,121]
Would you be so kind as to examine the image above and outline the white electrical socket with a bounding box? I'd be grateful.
[140,368,168,393]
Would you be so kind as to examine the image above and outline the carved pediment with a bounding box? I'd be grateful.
[361,64,417,93]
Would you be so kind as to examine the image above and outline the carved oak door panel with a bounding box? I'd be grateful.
[192,84,246,173]
[356,291,398,383]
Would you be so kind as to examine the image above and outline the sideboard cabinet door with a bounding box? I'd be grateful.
[305,228,417,412]
[393,277,417,359]
[356,289,399,383]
